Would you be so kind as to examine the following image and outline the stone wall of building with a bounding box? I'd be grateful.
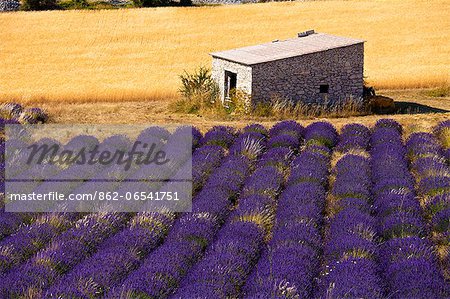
[212,58,252,103]
[251,43,364,104]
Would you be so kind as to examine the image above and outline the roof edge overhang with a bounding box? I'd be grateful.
[210,41,365,66]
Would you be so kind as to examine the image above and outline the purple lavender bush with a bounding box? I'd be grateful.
[44,129,257,298]
[371,125,448,298]
[1,103,49,124]
[243,123,331,299]
[406,130,450,280]
[317,126,383,299]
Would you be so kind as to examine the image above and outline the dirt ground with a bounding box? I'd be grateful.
[30,89,450,134]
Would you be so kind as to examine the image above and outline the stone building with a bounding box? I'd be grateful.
[211,31,365,105]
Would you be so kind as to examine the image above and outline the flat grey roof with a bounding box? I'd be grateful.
[210,33,364,65]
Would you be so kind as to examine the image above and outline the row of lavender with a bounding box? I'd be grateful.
[434,120,450,163]
[46,126,265,297]
[38,122,304,297]
[371,121,447,298]
[0,126,212,297]
[406,124,450,279]
[316,120,449,298]
[0,102,51,238]
[0,126,199,239]
[318,123,383,298]
[243,122,336,298]
[0,134,129,242]
[171,121,303,297]
[0,124,292,298]
[0,135,118,277]
[0,119,448,298]
[104,128,266,298]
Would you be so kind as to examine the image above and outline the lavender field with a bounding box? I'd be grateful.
[0,119,449,298]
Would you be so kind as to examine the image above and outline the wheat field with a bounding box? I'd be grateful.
[0,0,449,103]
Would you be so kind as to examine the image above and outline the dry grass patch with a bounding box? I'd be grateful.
[21,88,448,135]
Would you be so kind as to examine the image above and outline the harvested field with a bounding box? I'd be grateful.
[0,0,449,102]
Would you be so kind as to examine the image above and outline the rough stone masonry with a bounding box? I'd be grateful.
[211,32,365,105]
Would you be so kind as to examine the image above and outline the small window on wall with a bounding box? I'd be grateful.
[319,84,329,94]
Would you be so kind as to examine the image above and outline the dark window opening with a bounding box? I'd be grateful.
[319,84,329,94]
[224,71,237,101]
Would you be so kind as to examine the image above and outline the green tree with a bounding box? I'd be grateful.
[132,0,170,7]
[179,0,192,6]
[22,0,57,10]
